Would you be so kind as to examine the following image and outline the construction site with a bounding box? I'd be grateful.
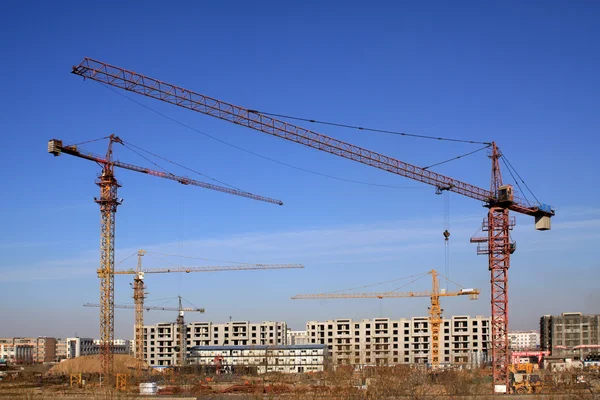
[2,2,600,398]
[1,55,598,398]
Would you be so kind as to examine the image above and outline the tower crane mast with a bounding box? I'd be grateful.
[49,135,283,379]
[71,57,555,390]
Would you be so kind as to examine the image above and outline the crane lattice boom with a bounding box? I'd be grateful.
[114,263,304,275]
[291,288,479,299]
[84,303,206,312]
[48,138,283,205]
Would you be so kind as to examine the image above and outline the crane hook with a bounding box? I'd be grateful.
[443,230,450,241]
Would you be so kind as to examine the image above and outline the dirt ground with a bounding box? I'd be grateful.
[0,364,598,399]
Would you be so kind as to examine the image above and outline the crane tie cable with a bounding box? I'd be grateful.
[147,251,269,266]
[248,109,491,145]
[330,272,429,293]
[501,154,541,206]
[98,83,421,190]
[423,145,491,170]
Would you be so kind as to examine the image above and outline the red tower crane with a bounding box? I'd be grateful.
[48,135,282,380]
[70,57,555,390]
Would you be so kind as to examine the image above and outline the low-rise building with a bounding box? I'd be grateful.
[0,338,34,364]
[0,338,56,363]
[66,338,131,358]
[190,344,328,374]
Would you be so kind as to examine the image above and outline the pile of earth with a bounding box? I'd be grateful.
[47,354,147,375]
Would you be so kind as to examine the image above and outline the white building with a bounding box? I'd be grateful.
[287,330,309,345]
[508,331,540,350]
[306,316,491,367]
[143,320,288,367]
[190,344,328,374]
[67,338,131,358]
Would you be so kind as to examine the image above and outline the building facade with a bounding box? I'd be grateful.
[0,338,56,363]
[66,338,131,358]
[540,312,600,358]
[190,344,327,374]
[287,330,309,345]
[0,339,34,364]
[306,316,490,367]
[508,330,540,350]
[56,338,68,361]
[142,321,288,367]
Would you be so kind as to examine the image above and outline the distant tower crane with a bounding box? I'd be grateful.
[71,58,555,389]
[84,299,205,368]
[292,270,479,367]
[48,135,283,379]
[116,249,303,369]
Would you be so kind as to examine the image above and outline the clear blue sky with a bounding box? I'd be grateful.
[1,1,598,339]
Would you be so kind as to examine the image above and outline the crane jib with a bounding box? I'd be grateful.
[71,58,553,219]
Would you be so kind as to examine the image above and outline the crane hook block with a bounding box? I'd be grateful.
[443,230,450,240]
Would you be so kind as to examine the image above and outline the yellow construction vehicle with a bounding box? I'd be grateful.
[508,363,543,394]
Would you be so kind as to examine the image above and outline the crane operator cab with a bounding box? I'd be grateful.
[497,185,514,205]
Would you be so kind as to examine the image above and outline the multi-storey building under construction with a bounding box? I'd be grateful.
[142,320,288,367]
[305,315,490,367]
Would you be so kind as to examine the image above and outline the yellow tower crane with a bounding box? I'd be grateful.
[291,270,479,368]
[113,250,304,369]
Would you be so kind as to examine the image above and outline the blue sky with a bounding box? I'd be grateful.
[0,1,598,339]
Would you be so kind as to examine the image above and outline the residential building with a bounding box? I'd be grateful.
[287,330,309,345]
[66,338,96,358]
[306,316,490,366]
[142,320,288,367]
[56,338,68,361]
[0,338,57,363]
[540,312,600,358]
[190,344,328,374]
[0,338,34,364]
[508,330,540,350]
[66,338,131,358]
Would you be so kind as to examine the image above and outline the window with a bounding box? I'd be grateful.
[355,324,359,329]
